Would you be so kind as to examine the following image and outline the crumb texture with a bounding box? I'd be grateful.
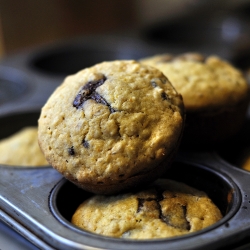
[71,179,222,239]
[141,53,249,111]
[38,60,184,186]
[0,127,48,166]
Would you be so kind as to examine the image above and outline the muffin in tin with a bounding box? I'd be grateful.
[71,178,222,239]
[140,53,250,147]
[0,127,48,166]
[38,60,185,194]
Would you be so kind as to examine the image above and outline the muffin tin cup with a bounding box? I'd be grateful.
[1,110,250,249]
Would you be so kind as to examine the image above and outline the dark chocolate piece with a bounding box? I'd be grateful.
[82,139,89,149]
[68,146,75,156]
[161,92,168,101]
[73,76,115,113]
[137,187,191,231]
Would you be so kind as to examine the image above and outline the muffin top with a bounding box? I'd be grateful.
[0,127,48,166]
[38,60,184,192]
[140,53,250,112]
[71,179,222,239]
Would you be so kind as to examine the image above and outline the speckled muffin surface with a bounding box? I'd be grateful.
[0,127,48,166]
[141,53,250,145]
[141,53,249,111]
[38,60,184,194]
[71,179,222,239]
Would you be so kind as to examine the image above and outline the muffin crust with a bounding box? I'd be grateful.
[141,53,250,145]
[0,127,48,166]
[38,60,184,194]
[72,179,222,239]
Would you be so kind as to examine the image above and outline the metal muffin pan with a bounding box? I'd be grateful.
[0,34,171,78]
[0,66,31,106]
[0,110,250,250]
[27,35,158,77]
[1,34,250,249]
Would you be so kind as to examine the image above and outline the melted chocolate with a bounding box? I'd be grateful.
[73,76,115,113]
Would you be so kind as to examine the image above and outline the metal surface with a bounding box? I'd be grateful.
[0,219,39,250]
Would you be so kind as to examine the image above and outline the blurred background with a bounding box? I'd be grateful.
[1,0,250,57]
[0,0,250,114]
[0,0,250,106]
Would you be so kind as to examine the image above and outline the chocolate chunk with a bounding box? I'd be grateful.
[73,76,116,113]
[82,139,89,149]
[137,187,163,213]
[161,92,168,101]
[160,205,191,231]
[68,146,75,155]
[137,198,145,213]
[137,187,190,231]
[182,205,191,230]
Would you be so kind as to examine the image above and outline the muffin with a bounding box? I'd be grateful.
[140,53,250,146]
[38,60,185,194]
[71,179,222,239]
[0,127,48,166]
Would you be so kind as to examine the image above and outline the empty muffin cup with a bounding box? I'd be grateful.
[29,36,150,77]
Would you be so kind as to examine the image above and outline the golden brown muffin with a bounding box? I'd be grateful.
[141,53,250,146]
[71,179,222,239]
[38,60,185,194]
[0,127,48,166]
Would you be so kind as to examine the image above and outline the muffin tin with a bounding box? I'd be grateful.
[0,66,30,106]
[1,34,250,249]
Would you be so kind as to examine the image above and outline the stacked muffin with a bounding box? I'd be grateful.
[37,57,248,239]
[140,53,250,147]
[71,179,222,239]
[38,60,185,195]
